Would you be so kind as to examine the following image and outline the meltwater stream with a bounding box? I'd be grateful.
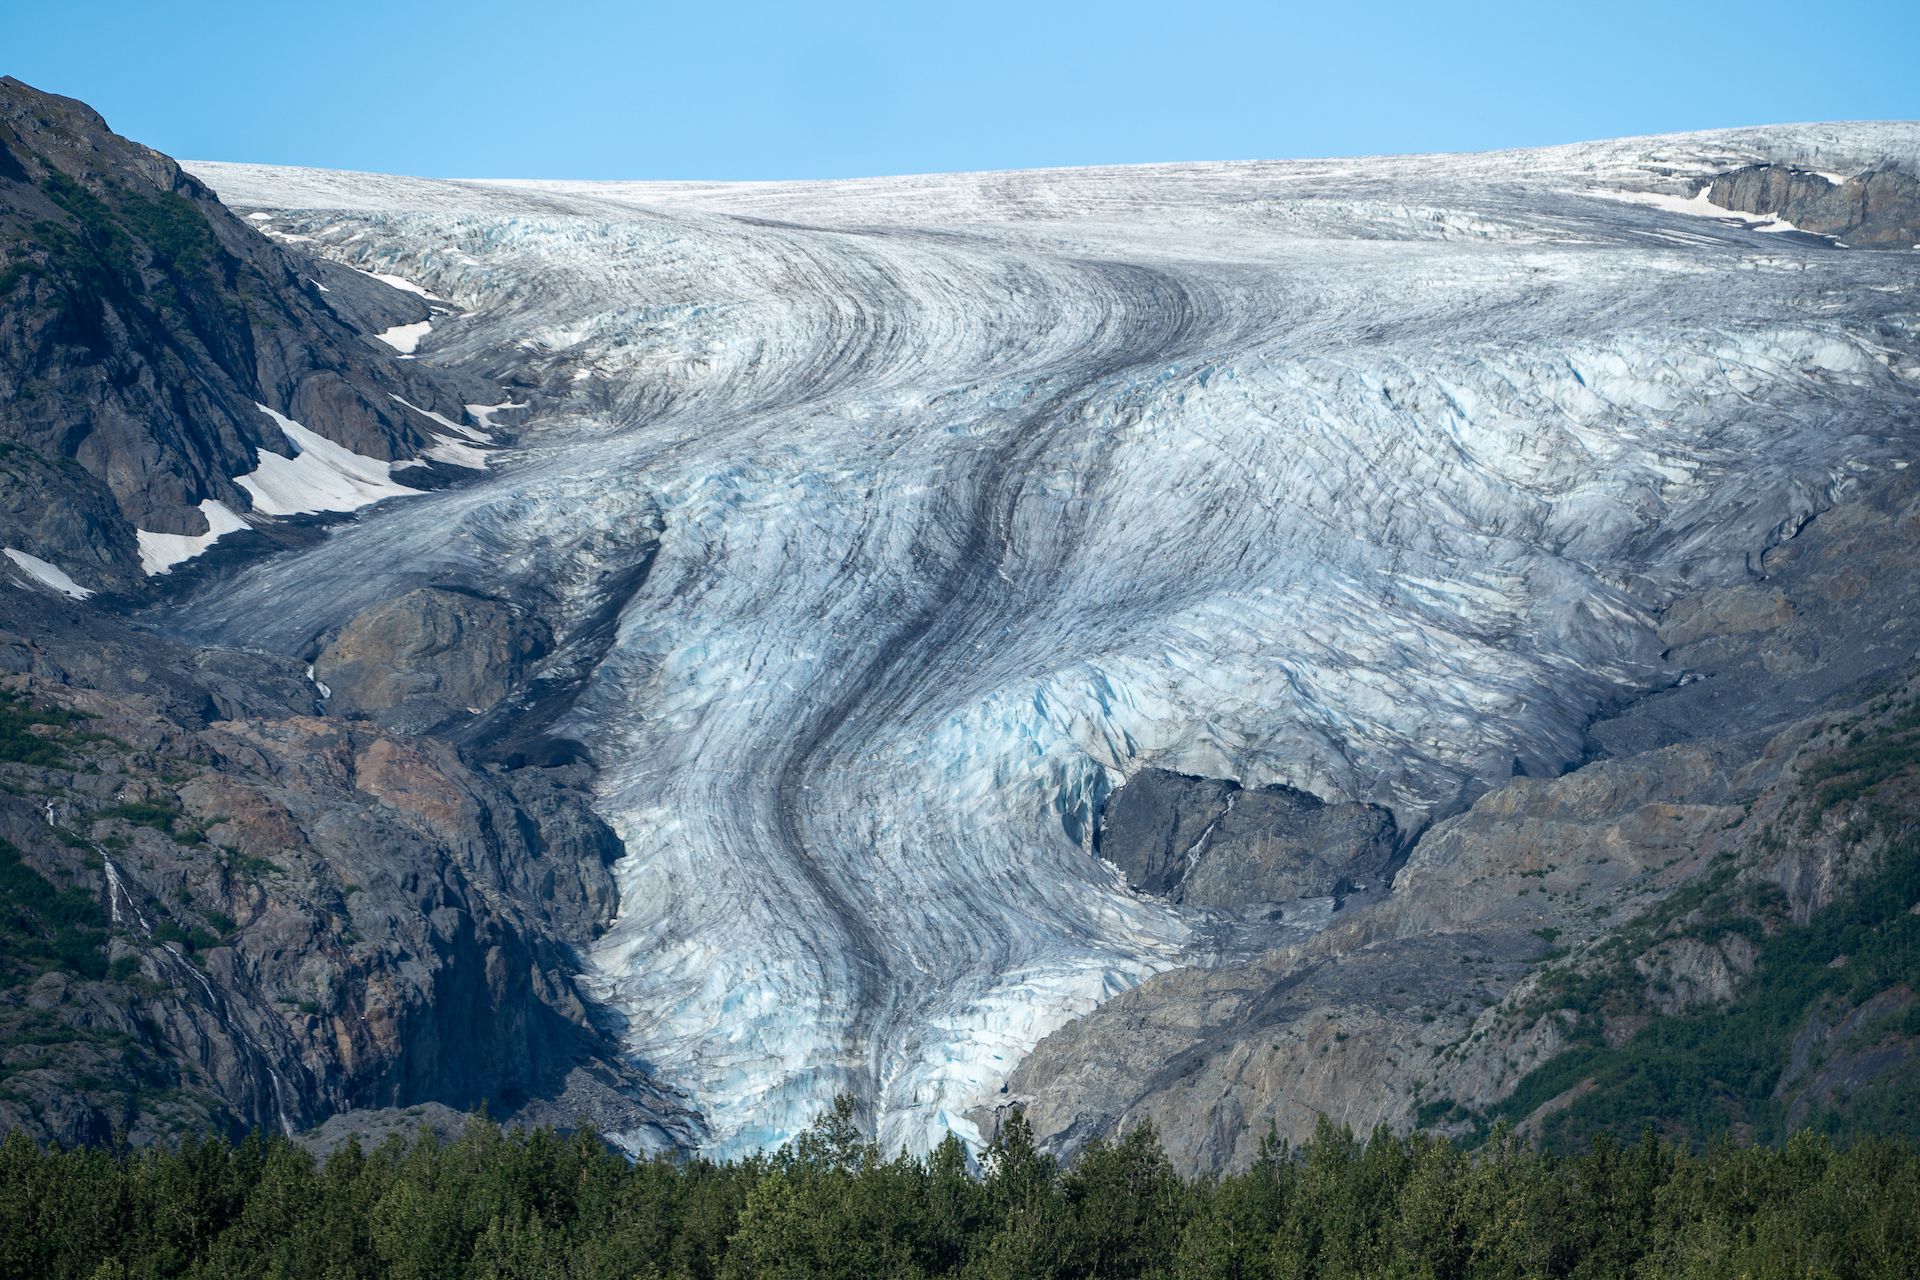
[169,126,1920,1155]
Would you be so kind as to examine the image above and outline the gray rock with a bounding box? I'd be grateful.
[300,255,434,337]
[1588,461,1920,759]
[1097,768,1397,906]
[1705,162,1920,248]
[315,588,551,734]
[297,1102,471,1158]
[1095,769,1236,895]
[0,590,697,1151]
[1181,784,1398,907]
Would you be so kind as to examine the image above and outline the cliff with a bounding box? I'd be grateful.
[0,77,476,595]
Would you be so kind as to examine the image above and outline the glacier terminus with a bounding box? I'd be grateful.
[165,124,1920,1158]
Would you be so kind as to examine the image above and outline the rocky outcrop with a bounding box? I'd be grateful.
[0,591,696,1151]
[315,588,552,735]
[1589,457,1920,760]
[1095,770,1235,895]
[1704,163,1920,247]
[1775,987,1918,1132]
[1096,769,1397,907]
[0,77,476,594]
[984,461,1920,1175]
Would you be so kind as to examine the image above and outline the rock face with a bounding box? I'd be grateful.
[1097,769,1397,906]
[0,77,474,594]
[982,460,1920,1175]
[1705,163,1920,247]
[1095,770,1235,895]
[0,591,695,1151]
[315,588,551,734]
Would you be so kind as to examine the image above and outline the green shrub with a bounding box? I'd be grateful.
[0,838,106,985]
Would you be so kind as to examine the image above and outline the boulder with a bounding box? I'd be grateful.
[315,588,551,734]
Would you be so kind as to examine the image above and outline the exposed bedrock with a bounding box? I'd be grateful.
[1705,162,1920,247]
[0,77,476,593]
[983,461,1920,1176]
[1096,769,1397,906]
[315,587,553,735]
[0,592,696,1150]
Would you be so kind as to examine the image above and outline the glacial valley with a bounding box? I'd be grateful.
[5,79,1919,1169]
[169,127,1920,1159]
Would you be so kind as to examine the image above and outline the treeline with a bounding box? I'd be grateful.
[3,1104,1918,1279]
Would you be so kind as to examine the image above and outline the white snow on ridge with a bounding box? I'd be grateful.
[171,124,1920,1159]
[388,395,493,469]
[4,548,93,599]
[361,269,447,302]
[1588,184,1816,235]
[237,404,422,516]
[393,433,491,471]
[391,394,491,442]
[464,399,524,434]
[136,500,251,574]
[375,319,432,353]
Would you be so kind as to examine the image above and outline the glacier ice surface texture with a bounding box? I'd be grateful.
[172,124,1920,1157]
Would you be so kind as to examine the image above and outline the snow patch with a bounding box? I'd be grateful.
[464,398,526,434]
[237,405,421,516]
[136,500,251,574]
[3,548,93,599]
[358,268,446,302]
[1589,186,1838,240]
[395,434,492,471]
[375,319,431,353]
[391,394,490,441]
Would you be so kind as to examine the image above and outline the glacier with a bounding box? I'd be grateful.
[169,124,1920,1157]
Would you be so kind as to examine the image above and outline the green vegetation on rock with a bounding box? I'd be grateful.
[1481,702,1920,1150]
[0,692,89,768]
[0,837,107,986]
[1492,831,1919,1148]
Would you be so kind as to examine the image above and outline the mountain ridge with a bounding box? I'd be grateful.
[0,76,484,598]
[2,80,1918,1167]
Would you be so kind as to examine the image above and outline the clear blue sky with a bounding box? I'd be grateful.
[5,0,1917,180]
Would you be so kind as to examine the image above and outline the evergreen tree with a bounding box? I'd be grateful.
[0,1100,1916,1278]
